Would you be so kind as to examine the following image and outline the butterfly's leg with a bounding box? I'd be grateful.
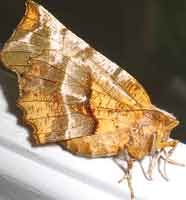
[114,152,135,200]
[164,157,185,167]
[139,150,168,181]
[157,150,169,181]
[147,150,162,180]
[126,159,135,200]
[138,160,153,181]
[117,166,128,183]
[139,133,161,180]
[157,140,185,180]
[161,145,185,167]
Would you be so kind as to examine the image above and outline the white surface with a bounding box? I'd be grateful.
[0,68,186,200]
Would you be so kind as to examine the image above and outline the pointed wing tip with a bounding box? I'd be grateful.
[16,0,40,31]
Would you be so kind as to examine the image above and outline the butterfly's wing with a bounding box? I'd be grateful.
[1,0,96,144]
[62,81,176,158]
[87,51,151,107]
[63,81,141,157]
[1,0,153,148]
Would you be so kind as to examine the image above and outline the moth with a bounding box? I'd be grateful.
[0,1,184,199]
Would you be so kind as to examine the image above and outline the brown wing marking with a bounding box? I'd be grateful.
[62,81,142,157]
[6,54,95,144]
[88,51,151,107]
[0,0,96,144]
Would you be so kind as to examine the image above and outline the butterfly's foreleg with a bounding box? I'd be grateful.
[161,145,185,167]
[157,139,184,166]
[156,140,185,180]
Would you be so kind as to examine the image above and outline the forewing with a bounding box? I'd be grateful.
[86,51,151,107]
[1,0,152,148]
[1,0,95,144]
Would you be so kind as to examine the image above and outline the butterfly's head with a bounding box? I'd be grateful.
[126,107,179,160]
[153,107,179,141]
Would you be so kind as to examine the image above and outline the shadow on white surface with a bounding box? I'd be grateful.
[0,175,52,200]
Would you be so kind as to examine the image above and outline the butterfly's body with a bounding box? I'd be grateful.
[0,1,183,199]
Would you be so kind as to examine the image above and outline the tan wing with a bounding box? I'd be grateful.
[1,0,151,147]
[62,81,178,158]
[1,0,95,144]
[62,81,143,157]
[85,51,151,107]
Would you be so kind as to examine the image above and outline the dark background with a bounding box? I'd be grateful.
[0,0,186,143]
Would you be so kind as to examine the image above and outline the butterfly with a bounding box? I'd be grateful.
[0,1,184,199]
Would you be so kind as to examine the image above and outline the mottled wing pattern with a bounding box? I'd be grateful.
[1,0,95,144]
[63,81,140,157]
[88,50,151,107]
[1,0,153,152]
[0,3,181,199]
